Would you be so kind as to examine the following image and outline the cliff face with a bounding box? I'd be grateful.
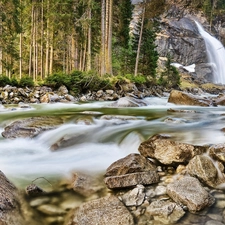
[154,0,225,83]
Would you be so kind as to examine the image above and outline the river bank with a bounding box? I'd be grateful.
[0,77,225,105]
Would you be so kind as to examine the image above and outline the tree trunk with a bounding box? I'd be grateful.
[0,10,3,75]
[40,0,44,79]
[87,0,92,71]
[45,0,50,76]
[49,29,54,75]
[134,1,145,76]
[29,4,34,77]
[106,0,113,74]
[100,0,106,76]
[100,0,113,76]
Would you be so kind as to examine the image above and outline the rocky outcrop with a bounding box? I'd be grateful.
[156,17,207,66]
[138,134,206,165]
[104,153,159,189]
[2,116,64,139]
[168,89,212,106]
[167,176,215,213]
[68,195,134,225]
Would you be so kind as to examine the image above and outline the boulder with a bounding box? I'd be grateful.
[138,134,206,165]
[109,96,148,107]
[69,195,134,225]
[186,155,225,188]
[105,153,156,177]
[145,199,185,224]
[0,170,26,225]
[2,116,64,139]
[167,176,215,212]
[104,171,159,189]
[168,90,212,106]
[104,153,159,188]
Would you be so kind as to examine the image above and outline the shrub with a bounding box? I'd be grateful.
[44,73,70,89]
[19,76,34,87]
[158,55,180,88]
[10,77,19,87]
[0,76,11,87]
[124,74,147,84]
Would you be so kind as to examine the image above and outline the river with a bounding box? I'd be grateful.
[1,96,225,182]
[1,96,225,224]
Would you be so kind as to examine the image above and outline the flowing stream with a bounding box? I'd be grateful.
[2,97,225,224]
[195,21,225,84]
[0,97,225,185]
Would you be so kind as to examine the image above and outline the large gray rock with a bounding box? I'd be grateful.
[168,90,212,106]
[104,154,159,188]
[138,134,206,165]
[105,153,156,177]
[2,116,64,139]
[186,155,225,188]
[69,195,134,225]
[145,199,186,224]
[167,176,215,212]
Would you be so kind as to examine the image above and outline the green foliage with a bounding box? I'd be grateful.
[44,73,70,89]
[124,74,147,84]
[10,77,19,86]
[158,55,180,88]
[44,71,112,95]
[0,76,11,87]
[19,76,34,87]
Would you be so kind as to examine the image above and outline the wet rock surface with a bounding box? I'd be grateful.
[104,153,159,189]
[2,116,64,139]
[168,90,212,106]
[138,134,206,165]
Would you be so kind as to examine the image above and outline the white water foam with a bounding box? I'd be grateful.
[195,21,225,84]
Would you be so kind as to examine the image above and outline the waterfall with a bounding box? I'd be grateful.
[195,21,225,84]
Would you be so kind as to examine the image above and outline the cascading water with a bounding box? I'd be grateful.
[195,21,225,84]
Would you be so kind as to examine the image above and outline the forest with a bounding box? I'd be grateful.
[0,0,225,88]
